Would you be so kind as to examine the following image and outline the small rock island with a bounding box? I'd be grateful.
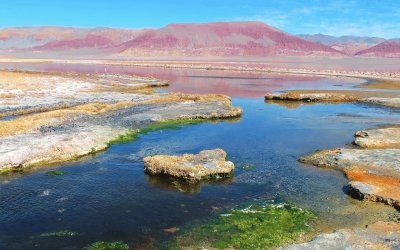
[143,149,234,182]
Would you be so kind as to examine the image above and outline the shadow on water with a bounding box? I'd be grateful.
[145,174,235,194]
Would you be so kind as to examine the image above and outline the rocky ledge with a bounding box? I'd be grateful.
[143,149,234,182]
[354,127,400,148]
[282,221,400,249]
[300,127,400,209]
[265,90,400,108]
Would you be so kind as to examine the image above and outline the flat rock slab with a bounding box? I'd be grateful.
[143,149,234,182]
[300,148,400,176]
[354,127,400,148]
[301,148,400,209]
[265,90,400,108]
[281,222,400,250]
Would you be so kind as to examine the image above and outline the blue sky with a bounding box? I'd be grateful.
[1,0,399,38]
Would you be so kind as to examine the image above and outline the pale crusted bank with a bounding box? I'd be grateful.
[0,71,242,172]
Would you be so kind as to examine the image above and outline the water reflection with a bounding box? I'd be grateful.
[0,62,362,98]
[145,174,234,194]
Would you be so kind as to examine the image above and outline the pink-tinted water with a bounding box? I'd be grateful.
[0,62,362,98]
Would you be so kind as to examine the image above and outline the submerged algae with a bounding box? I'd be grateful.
[45,170,68,176]
[107,118,206,146]
[40,230,78,237]
[84,241,129,250]
[167,203,315,250]
[242,164,255,170]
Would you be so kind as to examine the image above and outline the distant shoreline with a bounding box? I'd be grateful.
[1,57,400,83]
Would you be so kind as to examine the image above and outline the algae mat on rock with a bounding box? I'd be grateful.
[165,203,315,250]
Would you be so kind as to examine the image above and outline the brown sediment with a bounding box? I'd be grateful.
[356,79,400,90]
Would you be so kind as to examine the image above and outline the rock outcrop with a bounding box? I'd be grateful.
[143,149,234,182]
[300,127,400,209]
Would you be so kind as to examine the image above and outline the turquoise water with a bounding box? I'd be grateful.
[0,64,399,249]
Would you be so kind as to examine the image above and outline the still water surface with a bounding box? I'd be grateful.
[0,63,399,249]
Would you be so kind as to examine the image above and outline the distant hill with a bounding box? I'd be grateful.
[3,22,400,58]
[0,27,145,50]
[355,39,400,58]
[298,34,386,55]
[116,22,342,57]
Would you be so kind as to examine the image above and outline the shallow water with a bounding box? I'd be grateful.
[0,63,399,249]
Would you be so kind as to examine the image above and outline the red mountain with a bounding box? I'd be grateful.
[32,35,115,50]
[355,39,400,58]
[299,34,386,55]
[117,22,343,57]
[0,27,145,50]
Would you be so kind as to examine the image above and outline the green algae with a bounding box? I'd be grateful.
[107,118,205,146]
[84,241,129,250]
[40,230,78,237]
[107,130,140,146]
[45,170,67,176]
[0,167,23,175]
[167,203,315,250]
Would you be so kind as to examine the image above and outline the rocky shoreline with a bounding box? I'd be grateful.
[262,79,400,248]
[299,127,400,211]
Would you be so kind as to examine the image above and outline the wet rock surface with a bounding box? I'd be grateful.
[143,149,234,181]
[281,221,400,250]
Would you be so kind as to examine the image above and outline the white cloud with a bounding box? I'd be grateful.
[230,1,400,38]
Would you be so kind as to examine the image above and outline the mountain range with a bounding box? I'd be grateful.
[0,22,399,58]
